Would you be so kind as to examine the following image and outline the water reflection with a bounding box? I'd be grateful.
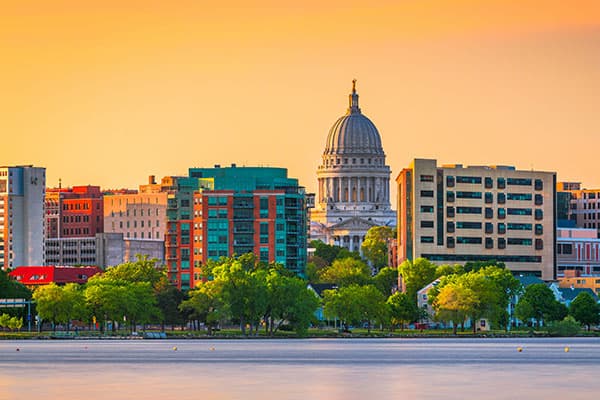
[1,338,599,400]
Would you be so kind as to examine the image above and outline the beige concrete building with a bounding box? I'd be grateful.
[397,159,556,280]
[103,177,168,241]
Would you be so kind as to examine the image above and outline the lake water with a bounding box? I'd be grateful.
[1,338,599,400]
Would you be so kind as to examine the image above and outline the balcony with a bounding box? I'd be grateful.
[233,202,254,209]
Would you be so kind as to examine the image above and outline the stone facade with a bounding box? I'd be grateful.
[310,81,396,252]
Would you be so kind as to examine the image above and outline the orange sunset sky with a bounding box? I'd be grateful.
[1,0,599,200]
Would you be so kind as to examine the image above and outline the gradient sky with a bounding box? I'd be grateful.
[2,0,599,200]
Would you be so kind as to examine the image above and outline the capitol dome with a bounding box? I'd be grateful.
[324,80,384,156]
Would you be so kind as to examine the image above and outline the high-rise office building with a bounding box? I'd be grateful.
[397,159,556,280]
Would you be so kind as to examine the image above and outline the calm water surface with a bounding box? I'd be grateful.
[1,338,599,400]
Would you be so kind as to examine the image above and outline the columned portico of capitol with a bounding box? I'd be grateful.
[310,81,396,252]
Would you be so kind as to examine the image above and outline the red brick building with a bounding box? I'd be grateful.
[46,186,104,239]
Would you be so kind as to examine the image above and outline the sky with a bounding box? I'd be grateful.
[1,0,600,200]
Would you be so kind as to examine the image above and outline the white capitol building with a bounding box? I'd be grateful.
[310,81,396,252]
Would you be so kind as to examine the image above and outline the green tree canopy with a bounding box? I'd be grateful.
[372,267,398,296]
[387,291,419,330]
[309,240,361,265]
[33,283,86,331]
[361,226,394,271]
[568,291,600,331]
[102,255,166,288]
[264,272,319,336]
[431,280,478,334]
[318,257,371,287]
[323,284,388,333]
[516,283,565,326]
[399,258,437,300]
[0,269,31,300]
[179,280,227,335]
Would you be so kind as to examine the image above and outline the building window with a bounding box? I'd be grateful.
[446,176,455,188]
[485,237,494,249]
[485,223,493,234]
[507,193,532,201]
[534,179,543,190]
[497,208,506,219]
[420,205,434,213]
[507,208,531,216]
[535,224,543,235]
[456,176,482,184]
[457,237,482,244]
[446,191,455,202]
[497,178,506,189]
[456,191,482,199]
[456,222,482,230]
[507,238,532,246]
[485,192,493,204]
[447,221,455,233]
[484,177,493,189]
[534,194,543,206]
[446,207,455,218]
[535,209,544,220]
[535,239,543,250]
[420,236,434,243]
[420,175,434,182]
[507,178,532,186]
[507,223,532,231]
[447,237,455,248]
[498,238,506,249]
[498,223,506,234]
[421,220,434,228]
[456,207,481,214]
[421,190,434,198]
[485,208,493,219]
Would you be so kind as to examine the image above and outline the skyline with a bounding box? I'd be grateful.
[2,1,600,197]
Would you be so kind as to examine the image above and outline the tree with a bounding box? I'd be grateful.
[180,281,227,335]
[210,256,269,335]
[463,260,505,273]
[102,255,166,288]
[323,284,388,333]
[155,282,186,331]
[399,258,437,300]
[431,281,479,334]
[0,269,31,321]
[0,314,11,330]
[264,272,319,336]
[516,283,563,326]
[8,316,23,332]
[309,240,361,265]
[569,291,600,331]
[361,226,394,271]
[305,260,328,284]
[33,283,85,331]
[435,264,464,278]
[319,257,371,287]
[387,292,419,330]
[372,267,398,296]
